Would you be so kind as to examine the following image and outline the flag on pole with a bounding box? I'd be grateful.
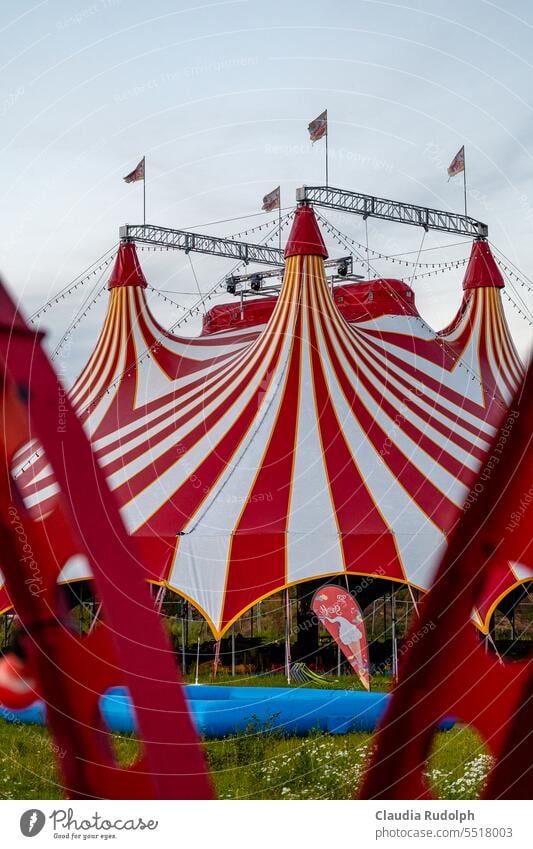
[308,109,328,142]
[447,146,465,179]
[261,185,280,212]
[123,157,145,183]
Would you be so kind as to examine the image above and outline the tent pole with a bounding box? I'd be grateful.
[284,588,291,684]
[194,636,201,685]
[487,629,503,664]
[213,639,221,679]
[231,628,236,676]
[87,602,103,635]
[185,601,189,675]
[181,599,187,676]
[154,585,165,614]
[391,586,398,682]
[407,583,419,617]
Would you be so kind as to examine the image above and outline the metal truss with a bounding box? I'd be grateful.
[225,256,357,295]
[296,186,488,239]
[119,224,285,266]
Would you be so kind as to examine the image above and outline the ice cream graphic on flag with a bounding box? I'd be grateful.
[312,585,370,690]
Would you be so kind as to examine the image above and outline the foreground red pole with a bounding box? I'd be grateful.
[360,364,532,800]
[0,278,213,799]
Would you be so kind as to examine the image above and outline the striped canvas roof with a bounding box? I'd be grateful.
[3,206,527,635]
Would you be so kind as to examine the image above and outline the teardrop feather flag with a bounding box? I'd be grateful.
[312,585,370,690]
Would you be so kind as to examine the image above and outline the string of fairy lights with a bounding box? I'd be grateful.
[28,210,533,345]
[315,210,518,415]
[317,212,533,324]
[21,203,532,423]
[52,283,109,360]
[27,245,119,325]
[28,212,292,371]
[138,212,288,311]
[315,213,471,282]
[501,288,533,326]
[327,232,472,271]
[490,249,533,326]
[14,212,297,477]
[28,212,285,329]
[78,210,296,416]
[168,211,295,332]
[490,243,533,290]
[12,207,532,635]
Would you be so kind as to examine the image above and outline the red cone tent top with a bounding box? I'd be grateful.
[284,203,328,258]
[439,239,522,407]
[462,239,504,290]
[6,207,525,634]
[108,241,147,289]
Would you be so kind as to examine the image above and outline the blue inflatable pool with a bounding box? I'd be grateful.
[0,684,455,737]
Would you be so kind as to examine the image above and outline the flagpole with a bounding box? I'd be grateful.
[463,148,467,217]
[278,200,281,251]
[325,129,329,187]
[143,155,146,225]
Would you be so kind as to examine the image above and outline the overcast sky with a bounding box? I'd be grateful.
[1,0,532,382]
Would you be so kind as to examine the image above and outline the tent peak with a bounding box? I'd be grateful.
[463,240,504,291]
[108,242,148,289]
[284,205,328,259]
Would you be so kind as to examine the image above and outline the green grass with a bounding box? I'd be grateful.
[0,675,491,800]
[183,671,392,690]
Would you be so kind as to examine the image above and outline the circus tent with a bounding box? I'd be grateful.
[3,205,526,635]
[437,238,529,627]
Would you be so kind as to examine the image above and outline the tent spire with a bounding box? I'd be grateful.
[284,204,328,259]
[108,241,148,289]
[462,240,504,291]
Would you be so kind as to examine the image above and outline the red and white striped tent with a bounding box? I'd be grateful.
[4,205,527,635]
